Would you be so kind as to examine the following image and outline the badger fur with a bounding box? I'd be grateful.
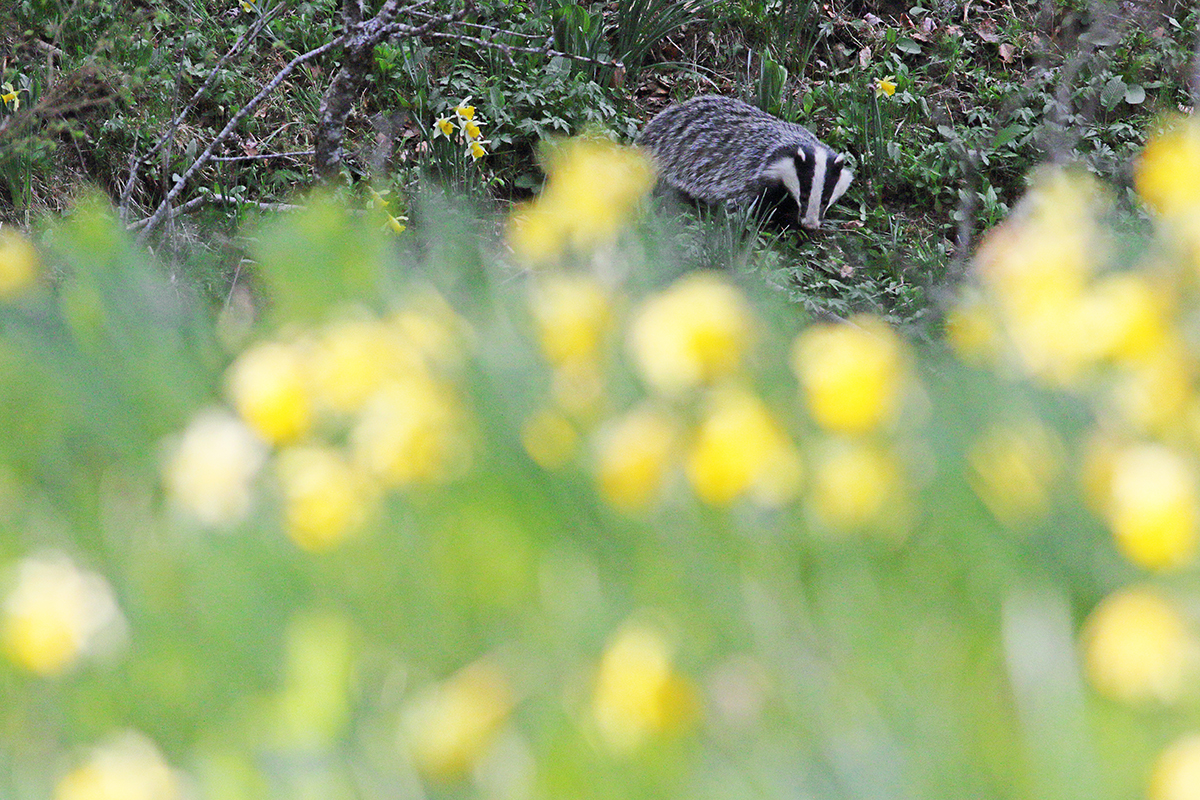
[636,95,853,230]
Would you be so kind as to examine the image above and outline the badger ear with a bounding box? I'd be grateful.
[795,147,807,162]
[833,153,845,166]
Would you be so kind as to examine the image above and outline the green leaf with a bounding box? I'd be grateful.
[897,38,922,54]
[1100,76,1126,110]
[1124,83,1146,104]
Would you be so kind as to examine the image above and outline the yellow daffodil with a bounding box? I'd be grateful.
[351,376,472,487]
[1082,587,1196,704]
[873,75,897,98]
[400,659,513,780]
[1,83,20,112]
[308,315,423,414]
[454,99,476,121]
[792,315,909,435]
[164,409,267,527]
[2,552,125,676]
[592,618,697,753]
[1151,733,1200,800]
[239,0,255,11]
[809,438,908,535]
[463,119,483,141]
[628,272,754,395]
[433,116,456,139]
[55,731,184,800]
[0,224,40,300]
[466,139,490,161]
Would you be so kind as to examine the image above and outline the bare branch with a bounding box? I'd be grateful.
[119,2,284,219]
[137,35,346,242]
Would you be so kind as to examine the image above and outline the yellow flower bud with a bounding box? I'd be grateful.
[593,406,677,511]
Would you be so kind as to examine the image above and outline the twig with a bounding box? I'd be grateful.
[211,149,316,162]
[411,29,625,69]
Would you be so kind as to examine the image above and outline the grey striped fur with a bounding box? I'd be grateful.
[636,95,853,230]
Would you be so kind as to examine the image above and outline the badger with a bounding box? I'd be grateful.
[636,95,853,230]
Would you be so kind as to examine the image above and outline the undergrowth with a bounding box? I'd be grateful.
[0,0,1196,326]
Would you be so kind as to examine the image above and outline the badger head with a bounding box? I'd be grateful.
[763,144,854,230]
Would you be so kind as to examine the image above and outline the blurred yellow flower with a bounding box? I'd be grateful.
[873,75,897,98]
[1108,344,1193,437]
[594,405,677,511]
[164,409,267,527]
[275,445,376,552]
[628,272,754,395]
[944,293,1001,365]
[521,406,578,469]
[972,168,1109,385]
[433,116,456,139]
[1106,443,1199,570]
[0,225,40,300]
[1151,733,1200,800]
[390,290,475,372]
[685,385,801,507]
[1082,587,1195,704]
[351,377,471,487]
[809,438,907,534]
[507,137,654,262]
[1136,116,1200,219]
[400,659,512,780]
[55,731,183,800]
[463,119,483,141]
[792,315,908,435]
[1078,272,1169,365]
[530,272,613,367]
[309,315,421,414]
[2,552,124,676]
[592,618,697,753]
[226,339,313,444]
[968,420,1062,526]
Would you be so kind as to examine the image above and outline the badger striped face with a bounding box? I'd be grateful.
[764,146,854,230]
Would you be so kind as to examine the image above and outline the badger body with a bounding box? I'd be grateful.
[636,95,853,230]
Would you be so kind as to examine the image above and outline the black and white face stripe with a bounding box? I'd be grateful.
[762,146,853,230]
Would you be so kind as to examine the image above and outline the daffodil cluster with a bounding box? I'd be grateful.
[164,294,474,552]
[433,98,491,163]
